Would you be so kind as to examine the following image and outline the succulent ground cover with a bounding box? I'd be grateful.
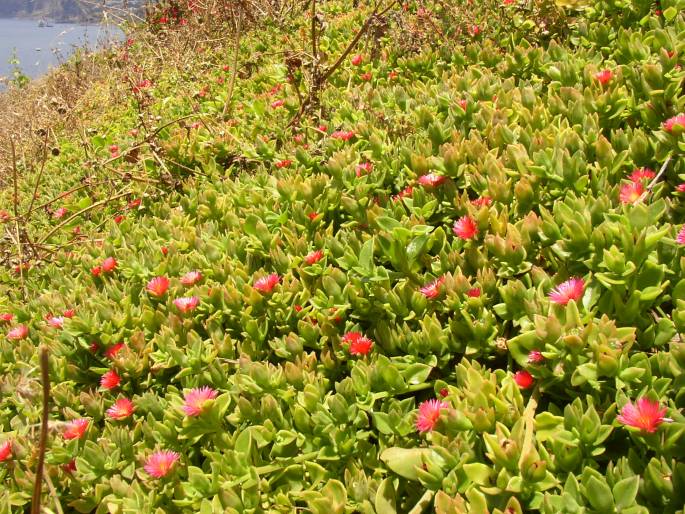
[1,0,685,512]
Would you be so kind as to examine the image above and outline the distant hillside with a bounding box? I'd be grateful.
[0,0,148,22]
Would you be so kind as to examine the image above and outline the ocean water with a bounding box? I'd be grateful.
[0,18,123,88]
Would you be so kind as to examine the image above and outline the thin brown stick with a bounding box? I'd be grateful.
[26,131,50,217]
[222,11,242,118]
[31,347,50,514]
[11,137,27,300]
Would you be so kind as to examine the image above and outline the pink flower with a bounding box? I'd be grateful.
[416,399,449,433]
[275,159,292,168]
[458,99,468,111]
[514,370,534,389]
[392,186,414,202]
[104,342,125,359]
[0,440,12,462]
[663,114,685,133]
[619,181,644,204]
[102,257,117,273]
[47,316,65,329]
[628,168,655,182]
[101,369,121,390]
[467,287,481,298]
[549,277,584,305]
[0,210,10,222]
[174,296,200,313]
[594,69,613,85]
[107,398,135,420]
[355,162,373,176]
[360,72,372,81]
[254,273,280,293]
[342,332,374,356]
[418,173,446,187]
[182,386,218,416]
[146,276,170,297]
[63,418,89,440]
[109,145,120,157]
[53,207,68,219]
[304,250,324,265]
[452,216,478,240]
[617,398,669,433]
[0,313,13,323]
[676,184,685,193]
[180,271,202,286]
[351,54,363,66]
[7,324,29,341]
[471,196,492,207]
[144,450,180,478]
[528,350,544,364]
[676,226,685,245]
[420,276,445,299]
[331,130,355,141]
[271,99,285,109]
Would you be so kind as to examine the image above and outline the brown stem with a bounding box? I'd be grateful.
[31,347,50,514]
[26,131,50,217]
[11,137,27,300]
[222,11,242,118]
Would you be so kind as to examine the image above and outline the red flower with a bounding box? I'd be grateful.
[144,450,180,478]
[104,342,125,359]
[133,79,152,93]
[304,250,324,265]
[271,99,285,109]
[388,71,398,80]
[619,181,644,204]
[101,369,121,390]
[161,246,169,256]
[355,162,373,176]
[275,159,292,168]
[180,271,202,286]
[89,342,100,353]
[317,124,328,133]
[331,130,355,141]
[174,296,200,313]
[63,309,75,318]
[0,210,10,222]
[127,198,141,210]
[360,72,372,81]
[342,332,373,356]
[467,287,481,298]
[0,440,12,462]
[7,324,29,341]
[91,265,102,277]
[439,388,449,397]
[549,277,584,305]
[528,350,544,364]
[254,273,280,293]
[458,99,468,111]
[307,212,320,221]
[663,114,685,133]
[470,24,480,36]
[628,168,655,183]
[594,69,613,85]
[351,54,363,66]
[294,304,303,313]
[114,214,124,224]
[102,257,117,273]
[63,418,89,440]
[416,399,449,433]
[107,398,135,420]
[146,276,170,297]
[676,226,685,245]
[617,398,669,433]
[62,459,77,473]
[452,216,478,239]
[514,370,534,389]
[182,386,218,416]
[420,276,445,299]
[109,145,120,157]
[471,196,492,207]
[392,186,414,202]
[53,207,68,219]
[0,313,13,323]
[418,173,446,187]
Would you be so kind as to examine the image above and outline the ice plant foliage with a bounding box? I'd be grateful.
[416,399,450,433]
[182,386,219,416]
[452,216,478,240]
[146,276,170,297]
[107,398,135,420]
[174,296,199,313]
[617,398,669,433]
[254,273,280,293]
[549,277,584,305]
[63,419,89,440]
[144,450,180,478]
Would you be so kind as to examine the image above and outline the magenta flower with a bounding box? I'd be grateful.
[418,173,446,187]
[663,114,685,133]
[63,418,89,440]
[549,277,584,305]
[146,276,170,297]
[7,324,29,341]
[174,296,199,313]
[617,398,669,433]
[182,386,218,416]
[416,399,449,433]
[106,398,135,420]
[677,226,685,245]
[144,450,180,478]
[254,273,280,293]
[419,276,445,299]
[0,440,12,462]
[528,350,544,364]
[452,216,478,240]
[180,271,202,286]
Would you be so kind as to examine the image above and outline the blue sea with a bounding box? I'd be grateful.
[0,18,123,89]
